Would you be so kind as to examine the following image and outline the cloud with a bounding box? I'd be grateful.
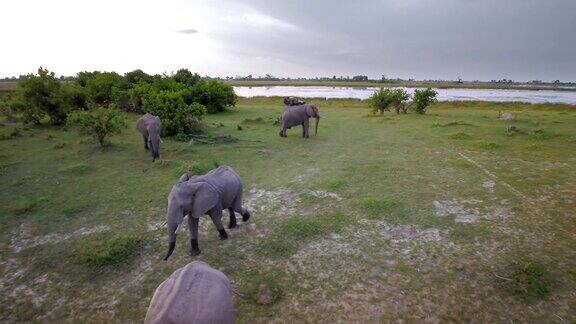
[176,28,198,34]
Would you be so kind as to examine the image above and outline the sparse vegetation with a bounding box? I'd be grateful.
[66,106,127,146]
[0,98,574,322]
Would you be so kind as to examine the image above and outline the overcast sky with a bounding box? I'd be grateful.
[1,0,575,81]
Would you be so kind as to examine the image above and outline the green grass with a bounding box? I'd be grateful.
[502,261,553,302]
[0,98,575,322]
[355,197,407,222]
[75,233,147,269]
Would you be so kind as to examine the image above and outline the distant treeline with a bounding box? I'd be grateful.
[1,74,573,86]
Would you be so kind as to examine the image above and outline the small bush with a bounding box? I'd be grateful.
[503,261,552,301]
[66,106,126,146]
[76,233,146,268]
[369,88,410,115]
[413,88,438,114]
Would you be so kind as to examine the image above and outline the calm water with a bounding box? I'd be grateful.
[234,86,576,104]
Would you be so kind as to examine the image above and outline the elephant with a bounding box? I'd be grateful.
[163,166,250,260]
[283,96,306,106]
[136,113,162,162]
[145,261,235,324]
[279,104,320,138]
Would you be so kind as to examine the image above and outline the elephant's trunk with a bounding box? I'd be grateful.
[163,220,178,261]
[314,117,320,136]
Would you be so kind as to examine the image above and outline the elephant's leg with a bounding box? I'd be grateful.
[143,135,149,150]
[303,119,310,138]
[209,209,228,240]
[187,216,201,256]
[232,195,250,222]
[228,208,238,229]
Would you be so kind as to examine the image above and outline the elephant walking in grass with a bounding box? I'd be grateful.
[279,104,320,138]
[136,113,162,162]
[145,261,235,324]
[163,166,251,260]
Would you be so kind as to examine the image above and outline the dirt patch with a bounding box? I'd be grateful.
[482,180,496,192]
[433,199,481,223]
[11,224,111,253]
[306,190,342,201]
[244,187,341,217]
[375,221,449,243]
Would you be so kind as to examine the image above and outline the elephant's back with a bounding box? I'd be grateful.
[145,261,235,324]
[281,106,306,126]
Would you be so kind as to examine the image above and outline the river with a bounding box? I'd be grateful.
[234,86,576,105]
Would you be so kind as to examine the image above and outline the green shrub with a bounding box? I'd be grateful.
[504,261,552,301]
[18,68,66,124]
[369,88,396,115]
[184,80,236,113]
[141,90,206,136]
[392,89,410,114]
[66,106,126,146]
[83,72,122,105]
[413,88,438,114]
[76,234,146,268]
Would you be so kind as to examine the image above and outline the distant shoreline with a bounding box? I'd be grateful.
[224,80,576,92]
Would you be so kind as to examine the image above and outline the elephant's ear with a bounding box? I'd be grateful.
[178,173,190,183]
[305,105,314,117]
[191,182,219,219]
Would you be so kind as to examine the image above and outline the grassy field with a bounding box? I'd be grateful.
[1,97,575,322]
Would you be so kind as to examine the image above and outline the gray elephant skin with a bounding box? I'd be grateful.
[145,261,236,324]
[136,113,162,161]
[279,104,320,138]
[164,166,250,260]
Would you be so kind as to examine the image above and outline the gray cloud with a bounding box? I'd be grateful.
[202,0,576,81]
[176,28,198,34]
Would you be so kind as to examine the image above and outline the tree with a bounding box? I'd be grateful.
[67,106,126,146]
[172,69,201,87]
[18,67,66,124]
[413,88,438,114]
